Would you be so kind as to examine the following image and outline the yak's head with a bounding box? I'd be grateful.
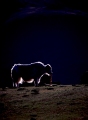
[45,64,53,75]
[39,73,51,86]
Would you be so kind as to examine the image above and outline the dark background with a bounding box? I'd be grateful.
[1,0,88,87]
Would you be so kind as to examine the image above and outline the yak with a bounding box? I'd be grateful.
[11,61,53,87]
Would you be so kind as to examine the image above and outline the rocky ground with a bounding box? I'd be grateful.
[0,84,88,120]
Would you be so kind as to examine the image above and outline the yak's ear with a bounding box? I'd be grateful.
[45,64,52,68]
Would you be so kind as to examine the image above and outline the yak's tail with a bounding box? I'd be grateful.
[11,64,15,79]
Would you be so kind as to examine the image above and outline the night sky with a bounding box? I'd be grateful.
[1,1,88,86]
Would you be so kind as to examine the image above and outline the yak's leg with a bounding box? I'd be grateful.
[12,79,16,88]
[13,81,17,88]
[16,82,19,88]
[13,78,20,88]
[16,77,23,88]
[50,75,52,86]
[13,82,17,88]
[34,78,39,87]
[13,82,15,88]
[13,82,19,88]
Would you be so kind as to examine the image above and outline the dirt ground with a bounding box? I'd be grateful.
[0,84,88,120]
